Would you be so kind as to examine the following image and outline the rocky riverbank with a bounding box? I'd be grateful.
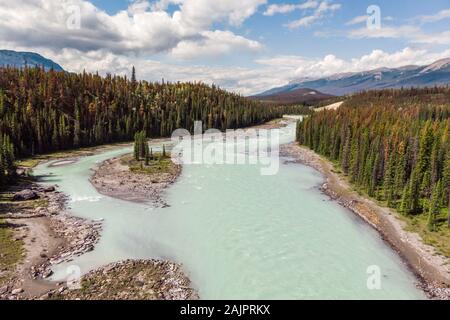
[281,143,450,300]
[50,259,198,300]
[1,182,101,300]
[1,142,195,300]
[90,154,181,206]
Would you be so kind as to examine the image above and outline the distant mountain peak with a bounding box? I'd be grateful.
[420,58,450,74]
[0,49,64,71]
[257,58,450,96]
[249,87,334,105]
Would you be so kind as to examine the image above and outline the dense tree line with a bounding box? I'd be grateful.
[0,134,16,187]
[297,87,450,230]
[0,66,288,189]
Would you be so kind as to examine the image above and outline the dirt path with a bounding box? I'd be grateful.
[16,217,61,297]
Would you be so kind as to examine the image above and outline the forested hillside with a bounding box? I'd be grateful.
[0,66,286,189]
[297,88,450,234]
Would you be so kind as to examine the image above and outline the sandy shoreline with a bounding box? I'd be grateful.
[281,143,450,300]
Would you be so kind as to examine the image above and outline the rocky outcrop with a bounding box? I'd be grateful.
[48,260,198,300]
[13,190,39,201]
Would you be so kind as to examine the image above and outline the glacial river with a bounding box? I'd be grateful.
[33,121,425,299]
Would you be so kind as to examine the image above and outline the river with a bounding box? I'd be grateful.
[33,121,425,299]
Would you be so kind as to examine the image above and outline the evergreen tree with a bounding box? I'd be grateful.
[297,87,450,230]
[427,180,443,231]
[384,153,395,206]
[444,150,450,227]
[131,66,136,84]
[144,139,150,166]
[134,132,140,161]
[74,102,81,148]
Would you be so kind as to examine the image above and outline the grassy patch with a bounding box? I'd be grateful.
[121,153,177,176]
[0,218,24,285]
[401,210,450,258]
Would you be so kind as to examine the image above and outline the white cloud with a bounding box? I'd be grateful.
[257,47,450,81]
[345,15,368,26]
[416,9,450,24]
[286,15,318,28]
[346,15,394,26]
[170,30,263,59]
[263,1,318,16]
[0,0,265,56]
[348,24,450,46]
[285,0,341,29]
[177,0,267,28]
[348,25,421,39]
[413,30,450,45]
[2,1,450,97]
[9,46,448,96]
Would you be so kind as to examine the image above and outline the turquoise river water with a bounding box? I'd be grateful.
[33,122,425,299]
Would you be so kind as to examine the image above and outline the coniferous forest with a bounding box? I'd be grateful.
[0,66,288,189]
[297,87,450,232]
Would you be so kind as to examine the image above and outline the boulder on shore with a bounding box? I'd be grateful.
[43,186,56,193]
[13,189,39,201]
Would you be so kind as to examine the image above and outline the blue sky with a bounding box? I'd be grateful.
[88,0,450,61]
[1,0,450,94]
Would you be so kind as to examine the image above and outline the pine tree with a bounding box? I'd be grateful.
[384,153,395,206]
[131,66,136,84]
[443,150,450,227]
[139,132,146,159]
[74,102,81,148]
[427,180,443,231]
[134,132,140,161]
[144,139,150,166]
[406,165,422,214]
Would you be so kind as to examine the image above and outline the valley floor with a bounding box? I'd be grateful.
[2,118,449,300]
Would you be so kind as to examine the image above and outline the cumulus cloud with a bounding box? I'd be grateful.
[257,47,450,81]
[25,46,449,96]
[0,0,265,56]
[285,0,341,29]
[2,1,450,97]
[263,1,318,16]
[170,30,263,59]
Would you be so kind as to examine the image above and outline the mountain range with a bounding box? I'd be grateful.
[249,88,334,105]
[2,50,449,99]
[0,50,64,71]
[257,58,450,97]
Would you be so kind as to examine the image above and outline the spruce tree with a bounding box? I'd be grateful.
[144,139,150,166]
[134,132,140,161]
[427,180,443,232]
